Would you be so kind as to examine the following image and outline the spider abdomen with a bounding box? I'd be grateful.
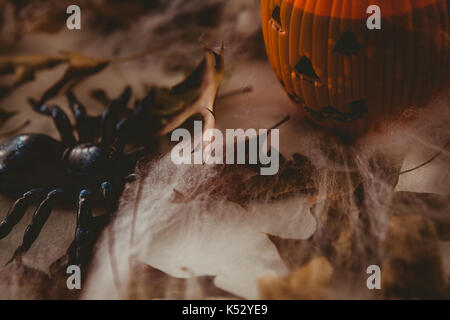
[0,134,66,196]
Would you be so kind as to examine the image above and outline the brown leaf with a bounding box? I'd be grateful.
[212,152,317,207]
[25,6,68,34]
[0,54,67,97]
[0,257,50,299]
[382,215,448,299]
[170,151,317,208]
[259,256,333,300]
[127,261,239,300]
[153,47,224,136]
[390,192,450,241]
[90,88,112,107]
[38,51,110,105]
[267,234,317,271]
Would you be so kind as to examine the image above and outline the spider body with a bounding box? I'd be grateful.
[0,134,65,196]
[0,87,143,267]
[0,135,128,199]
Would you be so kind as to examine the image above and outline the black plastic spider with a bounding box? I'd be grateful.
[0,87,147,268]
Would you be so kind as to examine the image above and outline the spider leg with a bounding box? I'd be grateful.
[70,183,117,268]
[100,180,115,214]
[0,188,45,239]
[101,86,132,147]
[113,90,155,152]
[66,91,99,143]
[72,189,94,267]
[28,99,77,146]
[13,188,64,256]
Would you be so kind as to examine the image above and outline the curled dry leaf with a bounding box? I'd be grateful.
[267,235,318,271]
[265,149,405,273]
[0,54,67,99]
[127,261,239,300]
[214,152,317,207]
[0,257,50,300]
[115,47,224,148]
[170,151,317,208]
[38,51,110,105]
[90,88,112,107]
[382,215,448,299]
[258,256,333,300]
[25,6,68,34]
[0,254,82,300]
[390,192,450,241]
[152,47,224,136]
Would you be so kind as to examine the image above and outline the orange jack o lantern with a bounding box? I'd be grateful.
[261,0,450,136]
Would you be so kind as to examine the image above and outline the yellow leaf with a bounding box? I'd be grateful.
[259,257,333,300]
[154,46,224,136]
[0,55,67,88]
[38,51,110,105]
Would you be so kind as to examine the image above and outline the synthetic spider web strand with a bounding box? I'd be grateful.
[399,140,450,175]
[126,163,148,299]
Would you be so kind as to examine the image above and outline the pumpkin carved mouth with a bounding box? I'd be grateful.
[304,101,368,123]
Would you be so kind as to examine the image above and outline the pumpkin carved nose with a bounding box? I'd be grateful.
[333,31,362,56]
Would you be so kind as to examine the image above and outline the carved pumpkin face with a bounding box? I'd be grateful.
[261,0,449,136]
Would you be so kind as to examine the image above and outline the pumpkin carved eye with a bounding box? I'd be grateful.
[270,6,285,33]
[294,56,319,82]
[334,30,362,56]
[271,6,281,26]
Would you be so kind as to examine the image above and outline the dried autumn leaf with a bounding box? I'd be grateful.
[390,192,450,241]
[170,150,317,208]
[259,256,333,300]
[90,88,112,107]
[0,54,67,95]
[38,51,110,105]
[152,47,224,136]
[25,6,68,34]
[127,261,239,299]
[268,197,360,271]
[0,258,50,299]
[382,215,448,299]
[214,152,317,207]
[268,235,317,271]
[87,48,224,148]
